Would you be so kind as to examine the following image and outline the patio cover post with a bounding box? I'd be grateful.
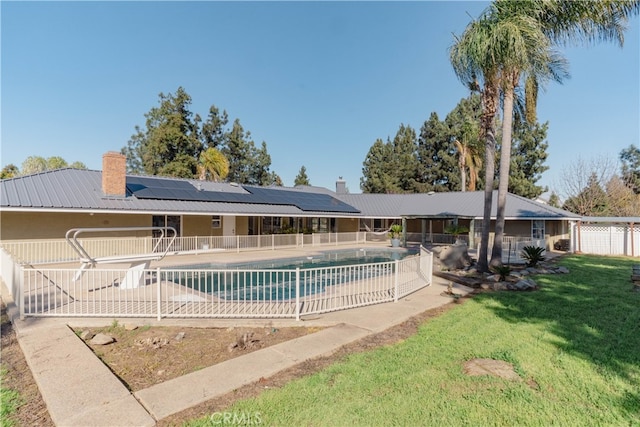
[631,222,635,257]
[402,217,407,247]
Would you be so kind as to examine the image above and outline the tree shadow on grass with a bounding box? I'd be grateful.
[479,255,640,414]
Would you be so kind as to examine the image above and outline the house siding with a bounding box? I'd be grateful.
[0,212,150,241]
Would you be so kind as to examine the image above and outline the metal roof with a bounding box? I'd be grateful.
[1,168,581,220]
[0,169,358,217]
[337,191,580,220]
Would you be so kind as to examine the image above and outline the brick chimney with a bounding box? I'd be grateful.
[102,152,126,197]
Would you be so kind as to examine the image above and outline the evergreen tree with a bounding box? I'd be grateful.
[253,141,280,186]
[548,191,561,208]
[201,106,229,149]
[224,119,254,184]
[294,166,311,186]
[124,87,202,178]
[620,144,640,194]
[361,138,396,193]
[505,119,549,199]
[123,87,281,184]
[416,113,458,192]
[391,124,420,193]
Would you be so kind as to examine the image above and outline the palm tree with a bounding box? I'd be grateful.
[453,124,482,192]
[488,2,569,268]
[450,10,505,272]
[448,94,482,192]
[198,147,229,182]
[523,0,640,120]
[489,0,639,268]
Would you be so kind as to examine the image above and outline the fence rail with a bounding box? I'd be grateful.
[475,236,547,264]
[15,247,432,320]
[1,232,379,265]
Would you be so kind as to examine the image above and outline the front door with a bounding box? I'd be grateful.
[223,215,236,248]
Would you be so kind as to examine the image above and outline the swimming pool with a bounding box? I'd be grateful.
[176,247,418,270]
[162,247,419,301]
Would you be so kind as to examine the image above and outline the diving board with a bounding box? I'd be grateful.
[66,226,177,287]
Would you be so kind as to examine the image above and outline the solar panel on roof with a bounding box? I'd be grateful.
[126,176,360,213]
[244,186,360,213]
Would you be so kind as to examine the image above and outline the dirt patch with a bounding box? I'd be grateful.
[463,358,521,381]
[156,298,468,426]
[75,322,324,391]
[0,300,55,427]
[4,295,472,426]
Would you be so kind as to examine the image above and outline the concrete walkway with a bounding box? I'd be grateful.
[3,272,471,426]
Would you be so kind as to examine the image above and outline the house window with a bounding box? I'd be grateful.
[473,219,483,239]
[211,215,221,229]
[532,220,545,239]
[152,215,181,237]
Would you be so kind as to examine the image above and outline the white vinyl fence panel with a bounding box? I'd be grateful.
[574,224,640,257]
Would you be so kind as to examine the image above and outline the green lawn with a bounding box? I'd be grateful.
[0,366,21,427]
[187,254,640,426]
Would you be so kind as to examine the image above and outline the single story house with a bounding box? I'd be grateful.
[0,152,580,255]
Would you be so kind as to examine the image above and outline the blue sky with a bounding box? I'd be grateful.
[2,1,638,196]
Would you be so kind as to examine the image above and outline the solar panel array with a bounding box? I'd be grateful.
[126,177,360,213]
[244,186,360,213]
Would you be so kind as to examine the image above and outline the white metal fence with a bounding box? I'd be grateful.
[14,247,432,320]
[475,236,547,264]
[0,232,374,265]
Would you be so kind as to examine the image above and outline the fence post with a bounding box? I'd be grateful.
[156,268,161,321]
[19,265,24,320]
[394,260,399,302]
[237,235,240,253]
[295,267,300,321]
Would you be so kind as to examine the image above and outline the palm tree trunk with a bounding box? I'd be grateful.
[477,80,499,273]
[490,77,516,268]
[455,140,467,192]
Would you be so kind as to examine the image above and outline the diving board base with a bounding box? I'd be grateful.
[120,261,151,289]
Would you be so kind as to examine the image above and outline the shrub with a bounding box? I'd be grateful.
[521,246,546,267]
[490,264,512,281]
[443,224,469,237]
[388,224,403,239]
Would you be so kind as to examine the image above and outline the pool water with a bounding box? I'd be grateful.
[163,247,419,301]
[179,247,418,270]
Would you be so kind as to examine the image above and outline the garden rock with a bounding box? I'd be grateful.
[433,244,472,270]
[90,333,115,345]
[514,279,538,291]
[79,329,95,340]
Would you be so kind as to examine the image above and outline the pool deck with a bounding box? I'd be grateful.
[3,244,473,426]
